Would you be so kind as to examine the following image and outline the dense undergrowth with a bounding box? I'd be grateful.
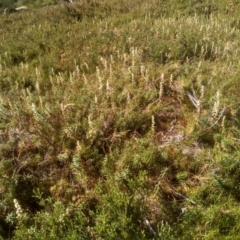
[1,0,240,239]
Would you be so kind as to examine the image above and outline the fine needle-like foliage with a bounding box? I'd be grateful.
[1,0,240,239]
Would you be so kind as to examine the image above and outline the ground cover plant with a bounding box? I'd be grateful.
[1,0,240,239]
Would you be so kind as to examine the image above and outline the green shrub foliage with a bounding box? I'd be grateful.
[1,0,240,239]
